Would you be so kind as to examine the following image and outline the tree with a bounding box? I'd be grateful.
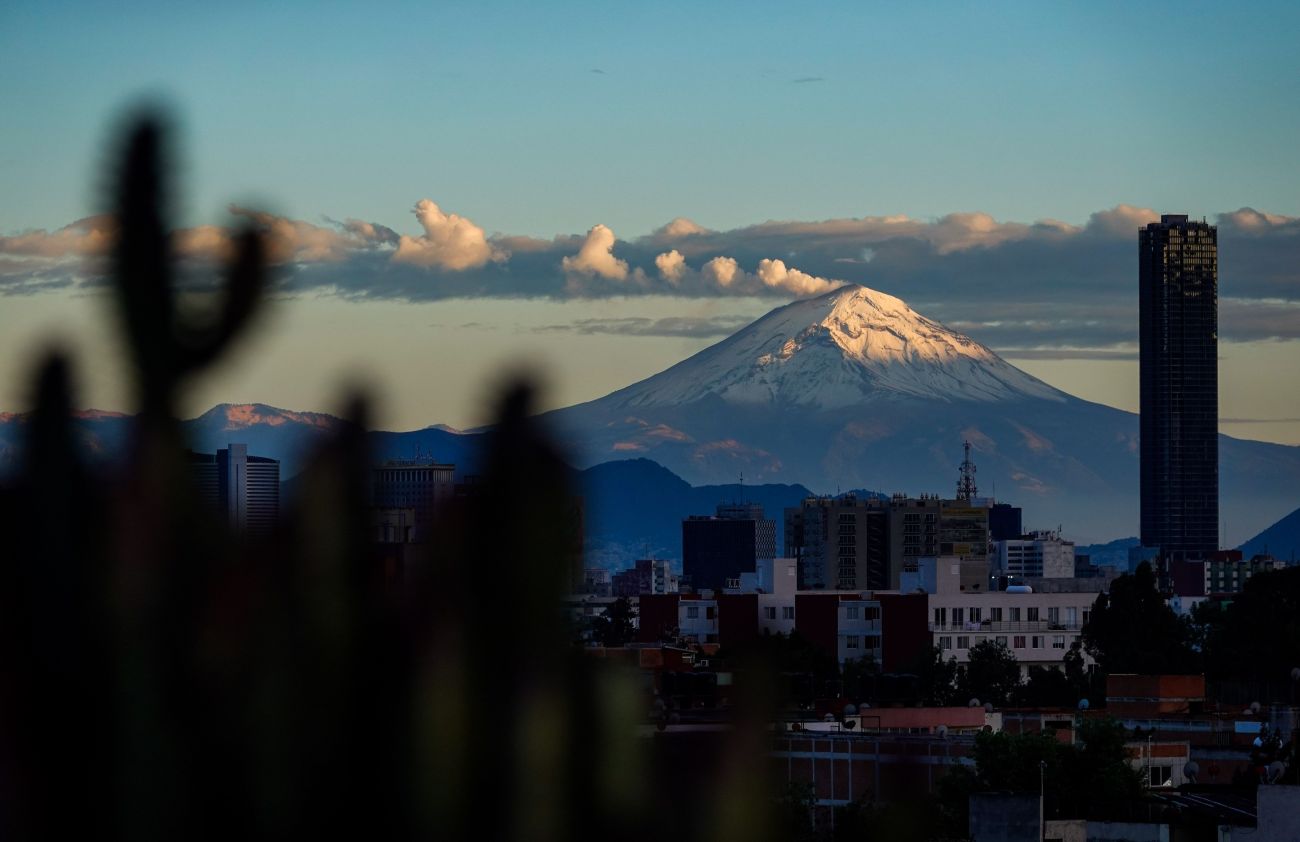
[934,716,1142,832]
[899,644,960,706]
[959,639,1021,707]
[1195,567,1300,682]
[1083,561,1200,675]
[841,654,880,701]
[590,597,636,647]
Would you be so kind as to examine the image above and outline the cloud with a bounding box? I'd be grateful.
[561,224,628,280]
[655,249,687,284]
[534,314,755,338]
[4,201,1300,358]
[392,199,503,270]
[653,217,710,240]
[792,76,824,84]
[0,215,115,259]
[754,258,841,296]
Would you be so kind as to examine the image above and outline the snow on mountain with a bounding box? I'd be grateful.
[601,285,1066,410]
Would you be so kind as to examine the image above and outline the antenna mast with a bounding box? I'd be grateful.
[957,440,978,501]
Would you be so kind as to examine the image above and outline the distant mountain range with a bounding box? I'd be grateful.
[538,285,1300,545]
[3,284,1298,548]
[1239,507,1300,563]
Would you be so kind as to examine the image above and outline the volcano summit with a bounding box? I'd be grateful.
[543,285,1299,544]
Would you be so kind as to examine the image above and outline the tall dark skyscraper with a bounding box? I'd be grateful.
[1139,214,1218,557]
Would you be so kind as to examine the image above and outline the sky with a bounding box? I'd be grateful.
[2,0,1299,441]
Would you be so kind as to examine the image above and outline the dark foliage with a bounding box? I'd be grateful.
[0,113,785,841]
[1195,566,1300,683]
[1082,561,1200,675]
[957,639,1021,707]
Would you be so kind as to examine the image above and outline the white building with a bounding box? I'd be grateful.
[904,556,1097,675]
[995,531,1075,579]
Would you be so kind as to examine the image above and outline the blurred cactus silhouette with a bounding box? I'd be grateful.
[0,112,778,840]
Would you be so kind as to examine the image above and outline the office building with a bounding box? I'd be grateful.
[1139,214,1219,557]
[189,444,280,534]
[994,530,1075,579]
[371,458,455,524]
[682,502,775,592]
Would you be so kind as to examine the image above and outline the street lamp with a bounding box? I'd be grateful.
[1039,759,1046,841]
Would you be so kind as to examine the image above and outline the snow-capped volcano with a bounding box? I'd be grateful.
[604,285,1066,409]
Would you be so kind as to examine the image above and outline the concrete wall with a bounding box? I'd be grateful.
[1257,785,1300,841]
[969,793,1040,842]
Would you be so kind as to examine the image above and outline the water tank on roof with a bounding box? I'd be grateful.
[1006,585,1034,594]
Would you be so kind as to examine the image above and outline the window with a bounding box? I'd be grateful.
[1066,607,1078,627]
[1027,607,1040,622]
[1009,607,1021,622]
[939,636,952,650]
[686,606,699,619]
[782,606,795,620]
[1047,607,1060,624]
[1031,636,1044,649]
[934,607,947,628]
[864,607,881,621]
[970,607,982,623]
[990,607,1003,622]
[846,635,860,649]
[957,636,969,649]
[953,608,965,626]
[764,606,777,620]
[846,606,860,620]
[864,635,880,649]
[1013,635,1026,649]
[1082,609,1090,626]
[1149,765,1172,787]
[996,636,1008,647]
[705,606,716,620]
[1052,635,1066,649]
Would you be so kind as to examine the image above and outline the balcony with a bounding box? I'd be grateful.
[927,621,1081,633]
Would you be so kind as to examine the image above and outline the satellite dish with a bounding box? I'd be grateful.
[843,720,857,730]
[985,702,995,713]
[1250,701,1262,714]
[936,725,949,738]
[844,704,857,717]
[969,698,981,708]
[859,702,871,710]
[1183,761,1199,783]
[824,713,836,722]
[1078,698,1090,711]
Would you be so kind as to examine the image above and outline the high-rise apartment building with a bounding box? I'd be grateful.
[189,444,280,534]
[682,502,775,592]
[1139,214,1218,557]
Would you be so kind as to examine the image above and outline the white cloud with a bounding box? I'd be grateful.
[701,256,740,287]
[655,249,686,284]
[561,224,628,280]
[392,199,503,270]
[754,258,842,296]
[654,217,710,239]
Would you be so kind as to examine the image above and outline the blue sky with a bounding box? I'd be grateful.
[5,1,1299,236]
[2,0,1299,449]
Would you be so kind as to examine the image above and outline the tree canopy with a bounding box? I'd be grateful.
[958,639,1021,707]
[1082,562,1200,675]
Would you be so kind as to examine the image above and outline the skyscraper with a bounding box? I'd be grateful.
[1139,214,1218,557]
[189,444,280,534]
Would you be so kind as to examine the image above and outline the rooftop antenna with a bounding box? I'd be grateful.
[957,440,978,501]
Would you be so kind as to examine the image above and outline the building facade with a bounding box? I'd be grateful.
[1139,214,1219,557]
[682,502,775,592]
[994,531,1075,579]
[189,444,280,534]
